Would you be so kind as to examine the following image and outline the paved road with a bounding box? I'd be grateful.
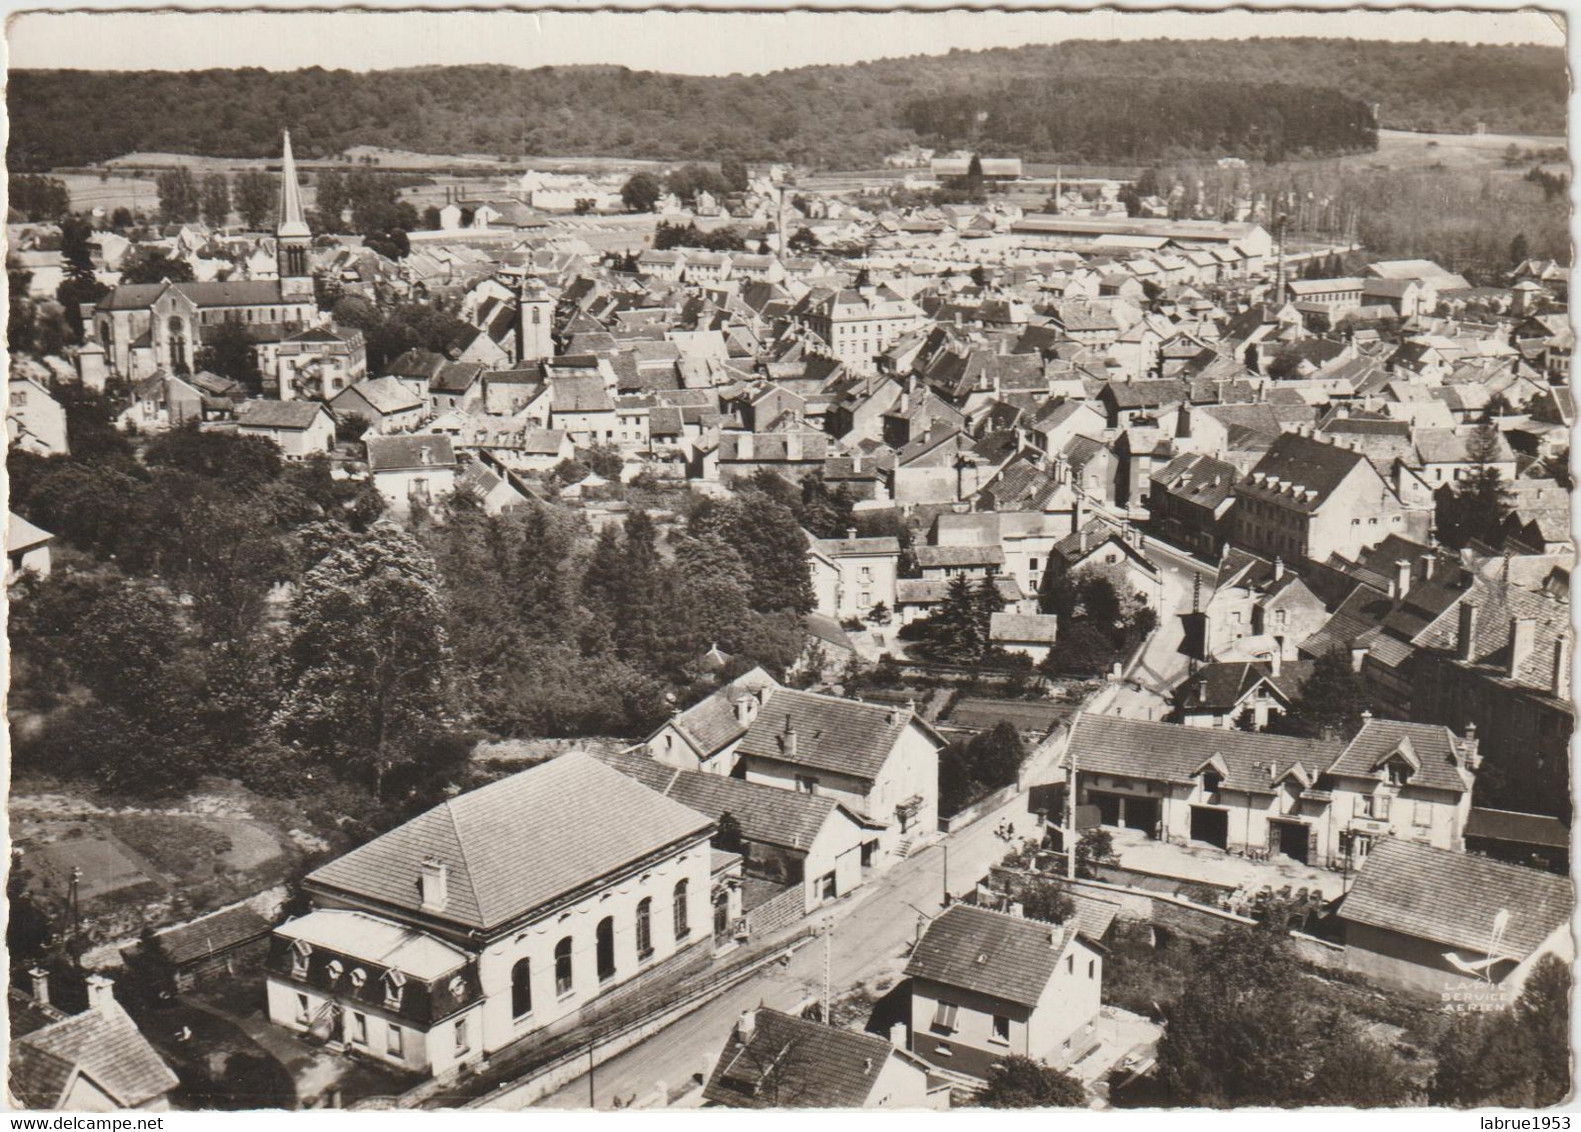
[532,789,1034,1109]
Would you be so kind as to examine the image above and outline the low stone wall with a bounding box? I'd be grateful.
[938,783,1020,834]
[743,884,806,938]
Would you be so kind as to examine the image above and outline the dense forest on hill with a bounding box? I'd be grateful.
[7,38,1564,170]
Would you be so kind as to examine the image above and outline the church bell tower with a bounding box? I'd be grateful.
[277,130,314,302]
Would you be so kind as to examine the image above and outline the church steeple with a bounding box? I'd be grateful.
[276,129,313,301]
[277,129,309,239]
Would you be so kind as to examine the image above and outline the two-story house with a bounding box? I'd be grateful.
[1059,713,1478,874]
[733,690,945,869]
[364,435,458,514]
[807,531,901,621]
[904,905,1104,1082]
[267,754,716,1077]
[234,399,336,458]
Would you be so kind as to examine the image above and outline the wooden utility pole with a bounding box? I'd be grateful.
[823,924,832,1025]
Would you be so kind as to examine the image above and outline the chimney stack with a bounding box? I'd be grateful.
[737,1009,757,1042]
[1508,617,1537,679]
[1071,494,1085,536]
[419,857,449,913]
[1553,635,1571,701]
[889,1021,909,1049]
[1457,603,1479,661]
[1269,647,1282,677]
[1394,560,1412,600]
[1008,901,1024,919]
[85,974,116,1015]
[1272,556,1285,582]
[28,967,49,1007]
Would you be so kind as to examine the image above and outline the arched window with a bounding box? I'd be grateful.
[596,917,616,983]
[673,879,690,941]
[554,937,573,996]
[511,957,532,1018]
[636,898,653,959]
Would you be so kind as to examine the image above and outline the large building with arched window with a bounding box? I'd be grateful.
[91,130,322,383]
[263,753,716,1077]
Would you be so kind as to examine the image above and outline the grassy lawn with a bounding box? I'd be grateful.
[131,997,297,1110]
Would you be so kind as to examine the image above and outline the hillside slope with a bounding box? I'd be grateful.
[8,38,1564,170]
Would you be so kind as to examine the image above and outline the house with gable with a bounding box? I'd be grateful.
[732,689,944,868]
[704,1007,946,1109]
[365,434,458,514]
[330,376,427,435]
[268,754,716,1077]
[807,530,901,621]
[9,975,179,1112]
[903,904,1104,1083]
[646,667,781,776]
[1231,431,1430,564]
[598,748,873,914]
[1059,713,1478,872]
[235,399,335,458]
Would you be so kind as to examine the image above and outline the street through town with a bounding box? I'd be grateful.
[532,788,1034,1109]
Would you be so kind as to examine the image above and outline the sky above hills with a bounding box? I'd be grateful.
[7,8,1564,74]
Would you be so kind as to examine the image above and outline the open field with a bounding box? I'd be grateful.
[1331,128,1566,174]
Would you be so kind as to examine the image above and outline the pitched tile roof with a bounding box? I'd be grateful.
[737,689,935,783]
[141,905,271,966]
[703,1008,907,1108]
[665,667,781,760]
[365,434,457,473]
[10,1000,178,1110]
[915,544,1005,569]
[236,399,330,431]
[1339,838,1572,959]
[1325,719,1474,794]
[597,749,857,851]
[1064,712,1343,796]
[1237,432,1371,513]
[1465,807,1571,851]
[897,577,1024,606]
[904,904,1068,1008]
[307,753,713,932]
[990,612,1060,644]
[1413,575,1570,696]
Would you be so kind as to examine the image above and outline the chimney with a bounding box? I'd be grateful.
[1079,527,1089,555]
[419,857,449,913]
[1071,495,1085,536]
[1008,901,1024,919]
[1457,603,1479,661]
[847,527,858,541]
[1417,552,1435,583]
[782,722,798,761]
[1272,556,1285,582]
[1269,647,1282,677]
[889,1021,908,1049]
[737,1009,757,1042]
[1508,617,1536,679]
[85,974,116,1015]
[1394,559,1411,600]
[28,967,49,1007]
[1461,722,1481,770]
[1552,635,1570,700]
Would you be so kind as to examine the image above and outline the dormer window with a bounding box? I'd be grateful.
[326,959,344,982]
[349,968,367,990]
[383,969,406,1010]
[1202,771,1223,795]
[289,939,312,980]
[1385,761,1412,787]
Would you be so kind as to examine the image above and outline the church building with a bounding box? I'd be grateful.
[92,131,322,382]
